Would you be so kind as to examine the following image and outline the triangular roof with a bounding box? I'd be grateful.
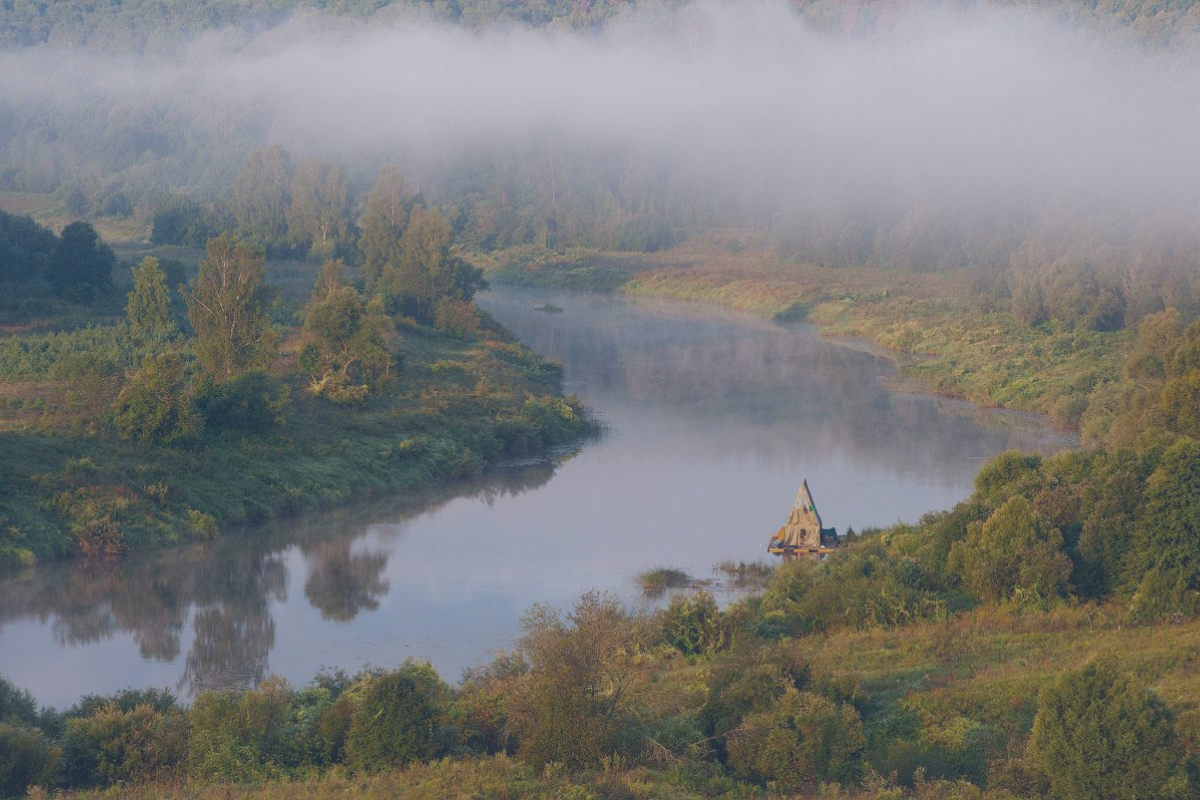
[791,479,823,529]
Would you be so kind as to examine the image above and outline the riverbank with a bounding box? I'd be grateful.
[483,237,1131,436]
[0,313,590,568]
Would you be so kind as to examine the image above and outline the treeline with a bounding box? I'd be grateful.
[1,0,1196,50]
[0,211,118,304]
[4,436,1200,797]
[0,165,593,567]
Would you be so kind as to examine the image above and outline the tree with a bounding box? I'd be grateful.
[726,689,865,793]
[1129,440,1200,620]
[0,722,60,798]
[184,236,276,380]
[286,158,353,261]
[948,495,1072,604]
[345,662,448,771]
[1028,655,1188,800]
[379,206,485,322]
[302,260,393,403]
[126,256,173,337]
[507,592,639,769]
[0,208,56,281]
[46,221,115,303]
[231,145,291,246]
[359,166,409,291]
[112,352,203,444]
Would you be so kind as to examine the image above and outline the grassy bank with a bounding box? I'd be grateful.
[482,237,1131,433]
[0,317,588,567]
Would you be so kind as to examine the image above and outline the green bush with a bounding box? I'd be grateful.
[661,591,727,656]
[0,722,59,798]
[112,351,204,444]
[345,661,449,772]
[0,676,38,728]
[726,689,865,792]
[61,702,187,787]
[194,370,290,433]
[948,495,1072,605]
[1028,655,1189,799]
[187,679,291,781]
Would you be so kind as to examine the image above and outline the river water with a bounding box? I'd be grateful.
[0,287,1076,708]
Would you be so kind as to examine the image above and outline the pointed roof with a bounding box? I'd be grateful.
[791,479,823,528]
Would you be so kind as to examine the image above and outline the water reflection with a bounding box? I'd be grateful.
[303,540,390,622]
[0,288,1075,708]
[0,458,560,705]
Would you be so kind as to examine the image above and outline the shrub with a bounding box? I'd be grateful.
[948,495,1072,605]
[61,702,187,787]
[508,592,639,769]
[187,679,291,781]
[345,661,449,772]
[726,689,865,792]
[112,351,203,444]
[0,676,38,727]
[661,591,728,656]
[0,722,59,797]
[194,370,290,433]
[1028,655,1188,799]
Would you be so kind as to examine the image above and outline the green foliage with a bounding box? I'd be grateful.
[0,722,59,798]
[1028,655,1188,799]
[1129,440,1200,621]
[126,256,174,337]
[232,145,292,248]
[508,592,638,769]
[948,495,1072,606]
[112,351,204,444]
[0,208,56,281]
[726,689,866,792]
[303,261,394,402]
[194,370,290,433]
[151,195,232,248]
[187,678,291,781]
[637,566,690,597]
[0,676,38,728]
[344,662,449,772]
[61,703,187,786]
[45,221,115,303]
[660,591,728,657]
[184,235,276,379]
[377,205,486,322]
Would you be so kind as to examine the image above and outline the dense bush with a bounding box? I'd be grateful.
[344,662,449,772]
[0,722,59,797]
[726,689,865,792]
[1028,655,1188,799]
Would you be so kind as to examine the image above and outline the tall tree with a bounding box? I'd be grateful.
[46,221,114,303]
[378,205,485,322]
[231,145,291,246]
[358,166,409,291]
[183,236,275,380]
[286,158,353,260]
[126,256,173,337]
[302,260,392,403]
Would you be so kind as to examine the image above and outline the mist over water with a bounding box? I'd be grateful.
[0,287,1075,707]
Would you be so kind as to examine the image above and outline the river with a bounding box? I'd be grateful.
[0,286,1076,708]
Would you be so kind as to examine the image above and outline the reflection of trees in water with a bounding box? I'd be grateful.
[303,540,389,621]
[0,452,565,698]
[180,555,287,693]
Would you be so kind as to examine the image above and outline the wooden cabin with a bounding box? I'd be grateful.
[768,480,839,560]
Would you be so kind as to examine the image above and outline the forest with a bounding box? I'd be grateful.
[4,0,1200,798]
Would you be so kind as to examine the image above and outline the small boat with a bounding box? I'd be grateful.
[768,479,839,559]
